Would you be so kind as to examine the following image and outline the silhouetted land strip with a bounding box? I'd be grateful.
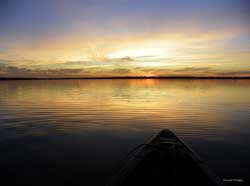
[0,76,250,80]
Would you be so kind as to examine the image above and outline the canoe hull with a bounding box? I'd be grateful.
[107,129,224,186]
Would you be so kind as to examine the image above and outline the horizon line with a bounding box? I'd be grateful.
[1,76,250,80]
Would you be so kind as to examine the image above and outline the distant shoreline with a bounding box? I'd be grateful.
[0,76,250,80]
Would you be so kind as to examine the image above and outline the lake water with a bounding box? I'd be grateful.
[0,79,249,185]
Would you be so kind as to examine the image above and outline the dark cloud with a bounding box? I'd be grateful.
[0,59,13,65]
[174,67,211,72]
[0,63,249,78]
[110,68,131,74]
[47,68,84,74]
[119,56,134,61]
[63,61,90,65]
[215,71,250,77]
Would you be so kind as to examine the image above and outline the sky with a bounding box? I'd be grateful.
[0,0,249,78]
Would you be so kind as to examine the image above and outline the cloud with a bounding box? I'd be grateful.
[1,57,250,78]
[1,66,250,78]
[174,67,211,72]
[47,68,84,74]
[214,71,250,77]
[110,68,131,74]
[119,56,134,61]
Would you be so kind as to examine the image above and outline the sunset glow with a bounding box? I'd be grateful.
[0,0,249,78]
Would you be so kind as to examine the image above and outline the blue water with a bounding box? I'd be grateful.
[0,79,249,185]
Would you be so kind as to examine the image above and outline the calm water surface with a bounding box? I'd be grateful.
[0,79,249,185]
